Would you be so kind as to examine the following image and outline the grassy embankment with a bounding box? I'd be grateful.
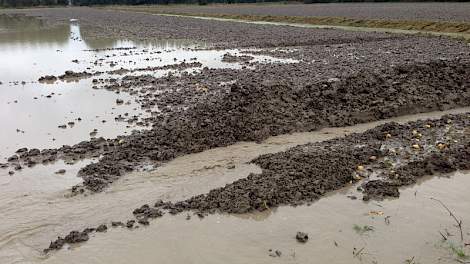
[105,5,470,39]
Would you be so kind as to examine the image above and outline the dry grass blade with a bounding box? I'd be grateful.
[431,198,464,241]
[439,231,448,241]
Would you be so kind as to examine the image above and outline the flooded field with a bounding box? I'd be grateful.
[0,14,295,159]
[44,171,470,264]
[0,13,304,263]
[1,107,470,264]
[0,6,469,264]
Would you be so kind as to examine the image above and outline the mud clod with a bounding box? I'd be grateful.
[38,75,57,82]
[296,232,309,243]
[221,53,254,63]
[7,155,18,162]
[138,218,149,226]
[96,224,107,232]
[268,249,282,257]
[363,180,400,201]
[45,229,90,252]
[111,221,124,227]
[126,220,135,228]
[154,200,165,207]
[16,148,28,153]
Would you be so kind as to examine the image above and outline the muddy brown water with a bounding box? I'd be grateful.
[1,13,470,264]
[0,14,296,161]
[1,107,470,264]
[44,171,470,264]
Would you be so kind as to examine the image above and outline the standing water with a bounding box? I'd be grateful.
[0,14,295,160]
[0,13,469,264]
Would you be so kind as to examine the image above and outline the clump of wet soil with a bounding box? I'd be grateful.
[43,113,469,252]
[45,223,109,252]
[296,232,309,243]
[37,61,203,87]
[149,113,470,214]
[38,75,57,82]
[362,142,470,200]
[105,61,202,75]
[5,59,470,193]
[38,71,95,82]
[58,70,93,80]
[221,52,254,63]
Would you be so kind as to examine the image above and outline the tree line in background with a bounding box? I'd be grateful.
[1,0,468,8]
[0,0,68,7]
[0,0,284,6]
[71,0,287,5]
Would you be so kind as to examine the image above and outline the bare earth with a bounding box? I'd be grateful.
[0,6,469,263]
[125,2,470,22]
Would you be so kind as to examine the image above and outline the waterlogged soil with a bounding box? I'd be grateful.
[44,170,470,264]
[189,113,470,213]
[0,13,293,159]
[6,58,469,193]
[0,7,470,264]
[42,112,470,254]
[1,10,469,194]
[0,7,435,48]
[0,108,467,263]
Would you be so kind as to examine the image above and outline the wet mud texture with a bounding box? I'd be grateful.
[45,224,108,252]
[5,59,470,193]
[37,61,203,82]
[221,53,254,63]
[44,113,470,252]
[155,113,470,214]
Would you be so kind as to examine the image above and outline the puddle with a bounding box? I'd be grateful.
[0,14,296,160]
[44,170,470,264]
[0,107,469,264]
[0,13,297,264]
[0,159,92,196]
[1,12,469,264]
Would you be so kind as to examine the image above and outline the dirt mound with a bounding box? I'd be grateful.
[43,113,470,252]
[363,141,470,200]
[164,113,470,214]
[68,59,470,192]
[7,59,470,193]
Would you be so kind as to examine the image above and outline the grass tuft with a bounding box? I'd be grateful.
[353,224,374,235]
[448,243,469,259]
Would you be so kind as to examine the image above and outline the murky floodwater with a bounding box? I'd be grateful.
[1,107,469,264]
[0,14,295,161]
[44,171,470,264]
[1,13,469,264]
